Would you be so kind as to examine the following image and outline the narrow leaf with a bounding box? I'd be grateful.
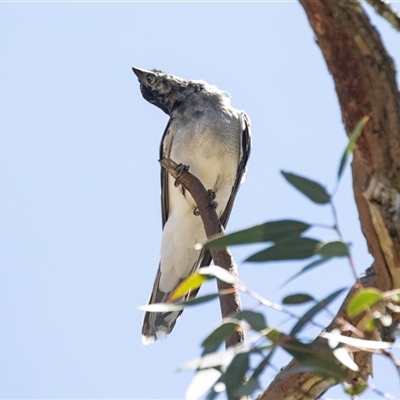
[283,293,315,305]
[316,240,349,258]
[234,310,267,331]
[282,360,346,381]
[320,331,394,350]
[333,347,359,371]
[347,288,383,317]
[290,288,346,335]
[170,273,209,300]
[182,293,222,306]
[221,351,250,399]
[202,321,241,354]
[282,258,331,287]
[246,237,320,262]
[281,339,346,381]
[138,303,184,312]
[186,369,221,400]
[199,266,238,285]
[338,116,370,180]
[281,171,331,204]
[234,378,259,397]
[205,220,310,249]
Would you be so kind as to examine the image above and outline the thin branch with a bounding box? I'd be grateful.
[365,0,400,31]
[159,157,244,348]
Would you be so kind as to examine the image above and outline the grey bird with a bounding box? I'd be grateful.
[132,67,251,344]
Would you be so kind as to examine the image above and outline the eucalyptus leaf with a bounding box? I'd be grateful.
[170,273,209,300]
[282,257,331,287]
[281,171,331,204]
[199,266,237,284]
[205,219,310,249]
[234,310,267,331]
[347,288,383,317]
[338,116,370,180]
[316,240,349,258]
[246,237,320,262]
[282,293,315,305]
[290,288,346,334]
[202,321,241,354]
[221,351,250,400]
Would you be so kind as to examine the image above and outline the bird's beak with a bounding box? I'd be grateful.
[132,66,150,83]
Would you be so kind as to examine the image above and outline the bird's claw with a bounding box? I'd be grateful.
[174,163,190,187]
[207,200,218,209]
[193,191,218,216]
[207,190,218,209]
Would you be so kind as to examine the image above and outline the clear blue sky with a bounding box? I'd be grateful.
[1,2,399,399]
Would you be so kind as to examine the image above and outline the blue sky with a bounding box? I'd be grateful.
[1,2,399,399]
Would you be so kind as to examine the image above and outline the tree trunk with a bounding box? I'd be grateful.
[258,1,400,398]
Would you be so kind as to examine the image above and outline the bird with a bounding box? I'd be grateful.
[132,67,251,344]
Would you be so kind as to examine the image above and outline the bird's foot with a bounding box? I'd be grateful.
[174,163,190,187]
[207,190,218,209]
[193,191,218,215]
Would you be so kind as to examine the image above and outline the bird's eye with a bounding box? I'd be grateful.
[146,74,156,85]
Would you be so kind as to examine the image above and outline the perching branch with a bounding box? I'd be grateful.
[159,158,244,348]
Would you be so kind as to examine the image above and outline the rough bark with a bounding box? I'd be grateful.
[258,0,400,398]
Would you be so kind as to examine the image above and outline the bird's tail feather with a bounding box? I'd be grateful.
[141,251,211,344]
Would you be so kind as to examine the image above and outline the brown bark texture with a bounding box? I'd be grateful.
[258,0,400,399]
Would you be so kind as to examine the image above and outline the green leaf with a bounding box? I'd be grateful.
[282,258,331,287]
[234,378,259,398]
[202,320,241,354]
[205,220,311,249]
[221,351,250,400]
[199,266,238,285]
[281,339,346,381]
[170,273,209,300]
[344,382,368,396]
[246,237,320,262]
[316,240,349,258]
[182,293,222,306]
[283,358,346,382]
[282,293,315,305]
[290,288,346,335]
[347,288,383,317]
[281,171,331,204]
[250,349,276,381]
[338,116,370,180]
[234,310,267,331]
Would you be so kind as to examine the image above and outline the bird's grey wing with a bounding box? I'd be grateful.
[160,117,174,227]
[220,111,251,228]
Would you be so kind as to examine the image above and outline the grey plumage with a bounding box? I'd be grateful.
[132,67,251,344]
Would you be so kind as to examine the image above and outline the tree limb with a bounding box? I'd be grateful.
[159,158,244,348]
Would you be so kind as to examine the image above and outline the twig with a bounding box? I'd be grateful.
[365,0,400,31]
[159,157,244,348]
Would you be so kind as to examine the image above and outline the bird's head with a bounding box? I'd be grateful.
[132,67,204,116]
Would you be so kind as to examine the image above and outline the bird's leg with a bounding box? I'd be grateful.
[193,190,218,216]
[174,163,190,187]
[207,190,218,209]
